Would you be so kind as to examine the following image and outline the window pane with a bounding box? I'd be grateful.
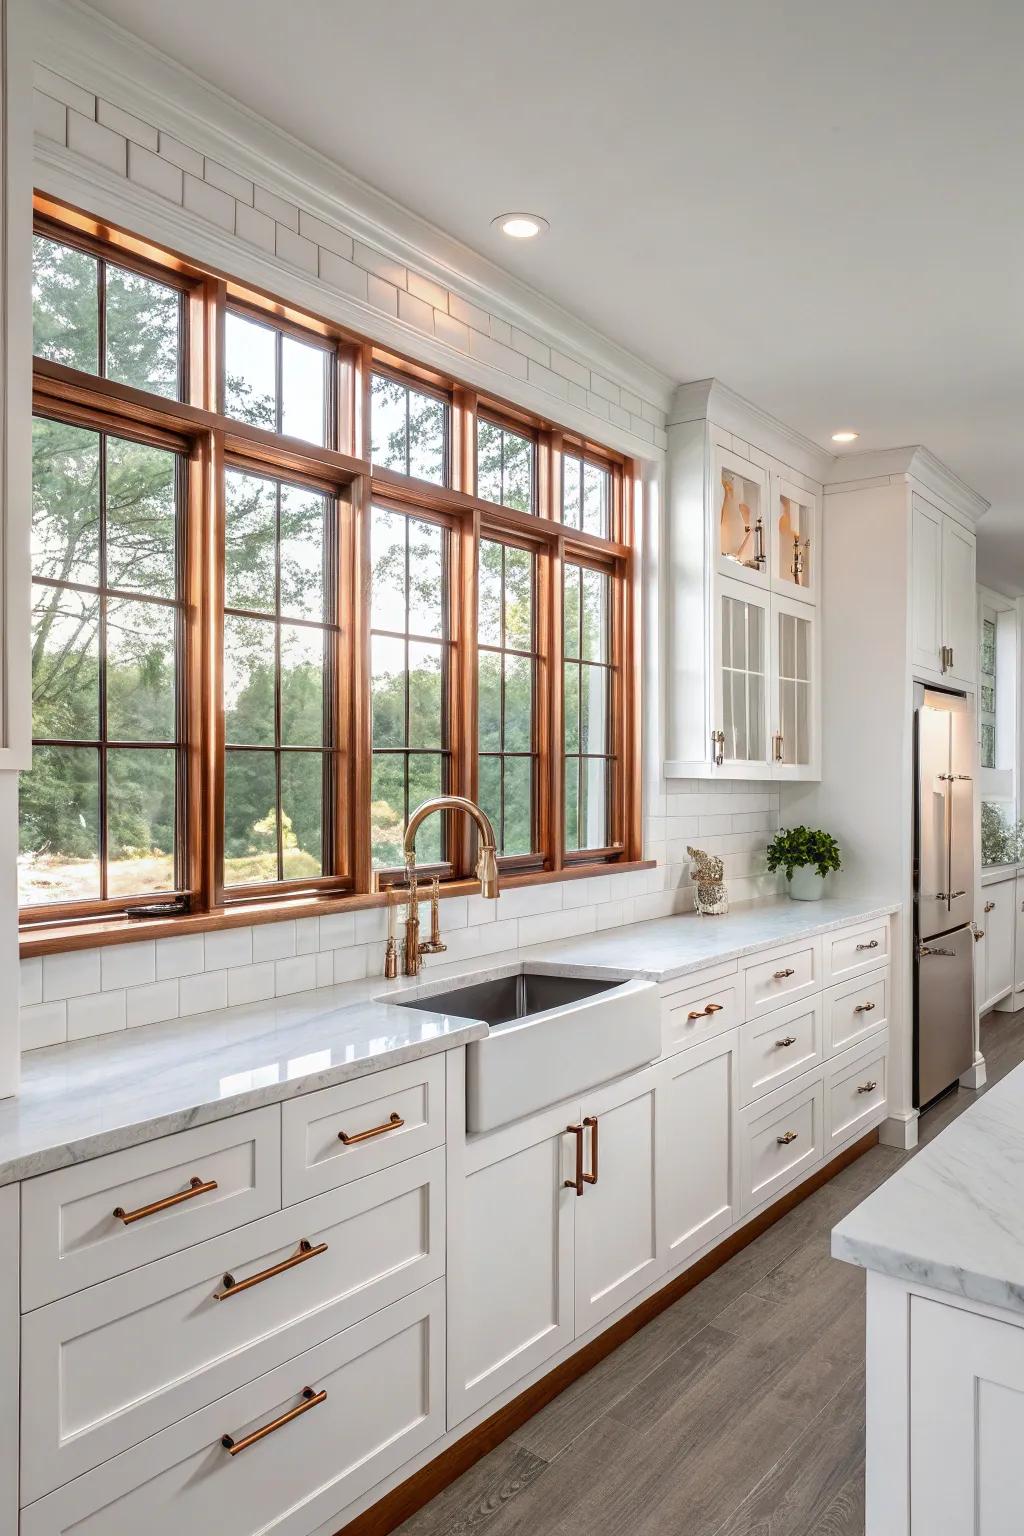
[281,335,327,446]
[478,539,503,646]
[478,422,535,513]
[562,455,583,529]
[564,758,579,853]
[280,625,324,747]
[502,755,533,856]
[225,469,277,613]
[370,375,408,474]
[407,390,445,483]
[581,568,609,661]
[478,755,501,848]
[407,642,444,749]
[279,484,326,623]
[31,418,100,587]
[371,752,406,869]
[107,747,177,896]
[371,634,407,751]
[407,755,444,860]
[582,462,610,537]
[224,615,275,745]
[105,265,181,398]
[564,568,581,659]
[31,584,100,740]
[476,420,503,503]
[504,546,533,650]
[478,651,502,752]
[580,758,609,849]
[18,745,101,904]
[563,663,580,754]
[281,752,323,877]
[224,749,278,885]
[224,312,277,429]
[504,655,532,753]
[407,519,445,639]
[370,506,407,632]
[503,431,533,512]
[105,436,177,598]
[106,598,177,742]
[32,236,99,374]
[579,665,608,755]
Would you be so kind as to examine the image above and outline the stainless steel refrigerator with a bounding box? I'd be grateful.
[913,684,976,1108]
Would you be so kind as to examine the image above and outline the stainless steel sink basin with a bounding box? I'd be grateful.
[396,971,618,1029]
[394,966,661,1132]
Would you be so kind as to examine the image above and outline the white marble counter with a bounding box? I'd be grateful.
[982,862,1021,886]
[833,1060,1024,1315]
[0,894,898,1186]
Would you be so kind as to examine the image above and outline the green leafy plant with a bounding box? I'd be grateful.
[766,825,842,882]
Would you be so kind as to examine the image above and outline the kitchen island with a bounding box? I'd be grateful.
[833,1058,1024,1534]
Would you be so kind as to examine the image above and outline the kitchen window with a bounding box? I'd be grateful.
[22,202,641,945]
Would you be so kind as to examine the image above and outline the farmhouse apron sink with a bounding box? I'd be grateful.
[396,969,661,1131]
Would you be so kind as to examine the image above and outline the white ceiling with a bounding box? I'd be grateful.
[87,0,1024,588]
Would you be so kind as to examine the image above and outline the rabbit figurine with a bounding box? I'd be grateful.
[687,846,728,916]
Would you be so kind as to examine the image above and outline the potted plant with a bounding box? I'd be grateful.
[766,825,841,901]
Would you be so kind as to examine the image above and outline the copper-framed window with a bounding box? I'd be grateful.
[22,195,642,943]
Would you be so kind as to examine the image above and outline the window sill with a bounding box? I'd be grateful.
[19,860,656,958]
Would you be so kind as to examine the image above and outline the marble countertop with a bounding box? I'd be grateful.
[0,894,899,1186]
[833,1061,1024,1315]
[982,862,1021,886]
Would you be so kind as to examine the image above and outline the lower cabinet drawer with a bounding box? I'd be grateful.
[660,977,741,1058]
[21,1148,445,1502]
[743,940,820,1020]
[825,1033,889,1153]
[739,1072,823,1214]
[739,996,821,1106]
[823,918,890,985]
[824,969,889,1056]
[281,1056,445,1205]
[20,1280,446,1536]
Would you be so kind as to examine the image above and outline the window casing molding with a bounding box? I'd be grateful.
[22,197,643,947]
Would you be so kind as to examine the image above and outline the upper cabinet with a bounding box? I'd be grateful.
[911,491,977,687]
[664,383,827,782]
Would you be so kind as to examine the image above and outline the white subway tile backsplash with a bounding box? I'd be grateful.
[497,883,564,921]
[21,1001,68,1051]
[448,293,491,334]
[254,184,299,229]
[549,349,590,389]
[68,990,126,1041]
[398,288,434,334]
[367,275,399,316]
[489,316,512,346]
[252,920,296,962]
[33,64,94,117]
[511,328,549,367]
[43,949,101,1002]
[354,907,388,945]
[158,132,204,177]
[319,912,356,950]
[333,946,369,984]
[407,270,448,312]
[235,202,276,254]
[277,224,318,274]
[128,142,182,203]
[298,210,354,260]
[126,980,179,1028]
[156,934,205,981]
[353,242,406,287]
[275,954,317,996]
[183,173,235,232]
[33,89,67,144]
[434,311,470,353]
[68,110,127,174]
[518,905,597,948]
[527,360,570,401]
[473,919,520,956]
[179,970,228,1017]
[204,927,253,971]
[316,952,334,988]
[101,942,156,992]
[295,918,319,954]
[227,963,276,1008]
[203,158,253,203]
[20,958,42,1009]
[319,247,368,301]
[97,98,158,151]
[468,329,529,380]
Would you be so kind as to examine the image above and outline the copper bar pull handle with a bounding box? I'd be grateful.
[686,1002,724,1021]
[338,1112,404,1145]
[113,1175,217,1224]
[221,1387,326,1455]
[857,1081,878,1095]
[215,1239,328,1300]
[583,1116,599,1186]
[564,1124,584,1197]
[985,900,996,914]
[773,968,795,979]
[775,1035,797,1048]
[854,1001,876,1014]
[776,1130,799,1145]
[855,939,879,951]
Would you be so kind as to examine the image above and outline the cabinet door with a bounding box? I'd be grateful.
[575,1069,662,1336]
[1014,879,1024,993]
[656,1031,738,1273]
[771,474,818,604]
[770,594,818,779]
[713,445,769,590]
[983,884,1014,1010]
[911,494,944,676]
[909,1294,1024,1535]
[448,1100,577,1425]
[941,517,977,684]
[713,577,772,778]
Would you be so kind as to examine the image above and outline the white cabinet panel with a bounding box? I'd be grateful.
[822,917,889,985]
[739,1073,823,1214]
[739,996,821,1105]
[1,1185,17,1536]
[824,969,889,1056]
[824,1033,889,1154]
[941,517,977,685]
[909,1294,1024,1535]
[657,1030,739,1271]
[659,970,741,1058]
[743,939,820,1019]
[574,1068,662,1335]
[21,1283,446,1536]
[911,494,944,676]
[1014,877,1024,993]
[982,884,1014,1010]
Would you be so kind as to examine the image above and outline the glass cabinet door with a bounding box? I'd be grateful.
[771,476,818,603]
[771,595,817,778]
[715,579,770,772]
[714,445,769,590]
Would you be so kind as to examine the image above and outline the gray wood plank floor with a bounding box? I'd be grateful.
[398,1009,1024,1536]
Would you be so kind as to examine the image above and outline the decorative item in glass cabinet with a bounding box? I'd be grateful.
[778,496,810,587]
[719,470,764,572]
[766,825,842,901]
[687,846,728,915]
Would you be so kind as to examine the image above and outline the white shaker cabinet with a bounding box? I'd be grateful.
[911,492,977,686]
[979,877,1014,1013]
[656,1030,739,1271]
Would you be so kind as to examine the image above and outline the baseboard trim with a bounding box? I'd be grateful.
[335,1127,879,1536]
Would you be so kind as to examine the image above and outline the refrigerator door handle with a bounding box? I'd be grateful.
[918,943,957,958]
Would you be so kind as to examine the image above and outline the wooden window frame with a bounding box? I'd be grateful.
[21,195,645,954]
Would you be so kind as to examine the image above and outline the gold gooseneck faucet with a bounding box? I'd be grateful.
[399,796,500,976]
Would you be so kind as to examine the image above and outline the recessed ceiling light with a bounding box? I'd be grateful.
[492,212,549,239]
[831,430,859,444]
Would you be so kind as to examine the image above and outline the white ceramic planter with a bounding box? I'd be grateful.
[788,865,826,901]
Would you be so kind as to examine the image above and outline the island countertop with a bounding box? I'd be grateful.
[833,1058,1024,1316]
[0,893,899,1186]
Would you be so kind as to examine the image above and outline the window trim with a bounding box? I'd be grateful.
[22,196,644,949]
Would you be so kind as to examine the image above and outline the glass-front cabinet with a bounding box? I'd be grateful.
[771,594,818,777]
[712,580,770,773]
[714,445,769,590]
[771,475,819,604]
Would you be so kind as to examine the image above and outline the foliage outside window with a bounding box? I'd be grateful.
[980,612,997,770]
[23,212,638,932]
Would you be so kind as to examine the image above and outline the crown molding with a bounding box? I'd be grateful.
[33,0,675,414]
[824,445,990,524]
[34,138,665,463]
[667,378,835,483]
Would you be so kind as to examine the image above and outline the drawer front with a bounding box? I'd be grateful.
[739,996,821,1106]
[21,1108,281,1309]
[21,1281,446,1536]
[824,969,889,1056]
[743,940,820,1020]
[21,1149,445,1501]
[661,981,741,1058]
[823,918,890,985]
[740,1074,823,1214]
[825,1033,889,1153]
[281,1056,444,1205]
